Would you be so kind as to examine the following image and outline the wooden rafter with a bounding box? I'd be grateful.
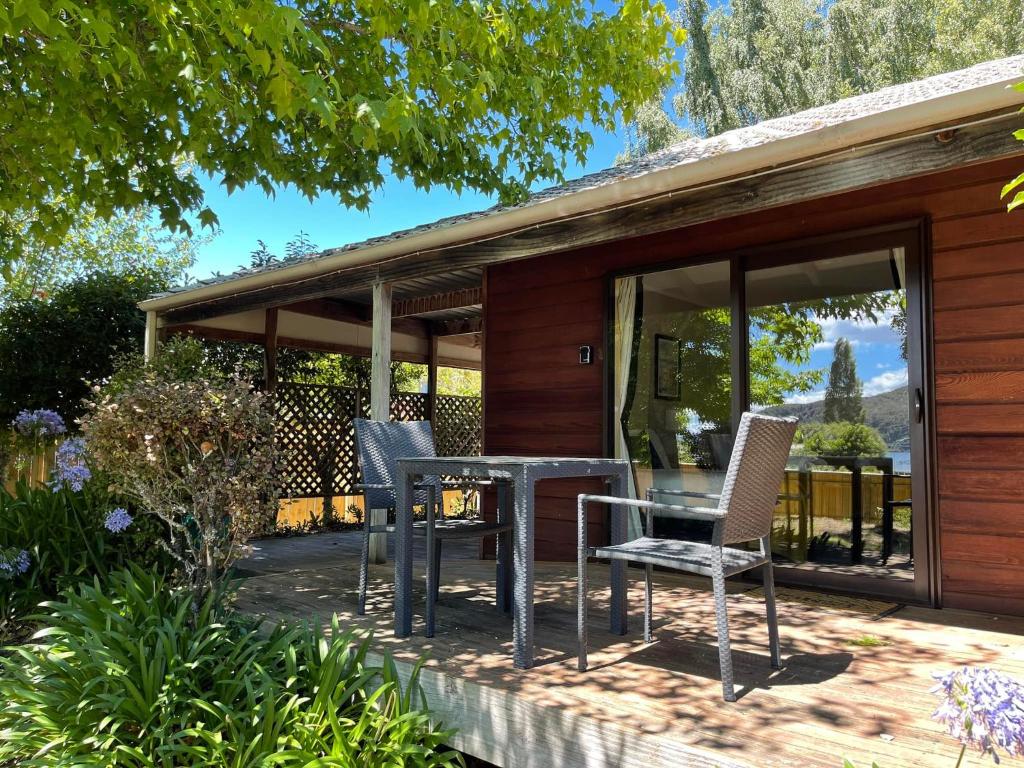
[392,287,482,317]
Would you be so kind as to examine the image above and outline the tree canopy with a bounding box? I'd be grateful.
[0,204,198,304]
[2,0,682,266]
[619,0,1023,160]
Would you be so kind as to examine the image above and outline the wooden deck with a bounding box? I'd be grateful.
[236,537,1024,768]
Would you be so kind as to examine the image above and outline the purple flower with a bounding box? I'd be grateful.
[933,667,1024,761]
[11,409,66,439]
[49,437,92,492]
[0,548,30,577]
[104,508,133,534]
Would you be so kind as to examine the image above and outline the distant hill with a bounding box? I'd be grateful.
[764,386,910,450]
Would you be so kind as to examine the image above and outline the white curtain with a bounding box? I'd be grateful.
[614,277,644,540]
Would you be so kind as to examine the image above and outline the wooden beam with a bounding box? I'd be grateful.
[144,311,159,361]
[159,113,1024,326]
[166,323,435,365]
[393,287,482,318]
[432,317,483,337]
[283,297,430,338]
[263,308,278,393]
[370,283,393,421]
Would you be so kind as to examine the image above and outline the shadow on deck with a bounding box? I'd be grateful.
[236,533,1024,768]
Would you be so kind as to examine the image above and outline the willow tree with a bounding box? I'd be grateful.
[618,0,1023,155]
[1,0,683,265]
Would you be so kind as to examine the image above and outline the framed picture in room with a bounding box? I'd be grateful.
[654,334,681,401]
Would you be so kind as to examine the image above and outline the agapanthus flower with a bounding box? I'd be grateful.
[49,437,92,492]
[11,409,66,439]
[933,667,1024,762]
[0,548,30,577]
[104,508,133,534]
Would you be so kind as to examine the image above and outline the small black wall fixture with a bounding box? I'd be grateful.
[579,345,593,365]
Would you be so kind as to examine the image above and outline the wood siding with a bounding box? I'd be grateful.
[484,154,1024,612]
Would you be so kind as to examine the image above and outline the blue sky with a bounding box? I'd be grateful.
[189,123,625,280]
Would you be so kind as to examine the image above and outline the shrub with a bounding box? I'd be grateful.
[82,340,281,596]
[0,481,168,641]
[0,269,167,426]
[0,568,463,768]
[800,421,888,458]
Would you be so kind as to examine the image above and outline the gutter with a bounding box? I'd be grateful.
[139,63,1024,314]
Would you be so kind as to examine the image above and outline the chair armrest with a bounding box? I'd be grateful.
[580,494,724,521]
[577,493,724,550]
[647,488,721,502]
[441,479,500,488]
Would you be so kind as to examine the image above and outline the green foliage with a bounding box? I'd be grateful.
[83,346,281,594]
[0,203,198,305]
[1002,82,1024,212]
[800,421,887,457]
[0,481,168,641]
[0,269,167,426]
[824,338,865,424]
[0,568,462,767]
[625,0,1024,145]
[1,0,680,265]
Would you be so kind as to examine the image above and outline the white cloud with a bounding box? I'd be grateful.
[862,368,908,397]
[814,309,901,349]
[783,390,826,405]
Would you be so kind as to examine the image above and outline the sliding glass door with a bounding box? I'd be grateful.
[611,225,932,601]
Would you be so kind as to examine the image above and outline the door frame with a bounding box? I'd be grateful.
[605,219,938,605]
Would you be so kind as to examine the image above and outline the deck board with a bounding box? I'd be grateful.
[236,540,1024,768]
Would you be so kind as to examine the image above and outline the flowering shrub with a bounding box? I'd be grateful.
[103,507,133,533]
[11,409,66,442]
[0,481,168,641]
[82,350,280,596]
[49,437,92,492]
[933,667,1024,764]
[0,547,30,579]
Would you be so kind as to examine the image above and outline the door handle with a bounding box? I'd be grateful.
[914,388,924,423]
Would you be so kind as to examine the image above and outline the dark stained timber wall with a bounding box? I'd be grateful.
[484,154,1024,614]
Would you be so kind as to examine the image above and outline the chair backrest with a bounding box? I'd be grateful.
[716,412,798,545]
[353,419,442,511]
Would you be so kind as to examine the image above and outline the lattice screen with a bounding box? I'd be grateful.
[275,384,481,499]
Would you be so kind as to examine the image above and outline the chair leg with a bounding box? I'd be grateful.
[711,568,737,702]
[763,562,782,670]
[358,514,371,616]
[644,564,654,644]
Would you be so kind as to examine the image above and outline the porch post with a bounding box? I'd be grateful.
[144,311,159,362]
[427,333,439,424]
[263,307,279,393]
[369,282,392,564]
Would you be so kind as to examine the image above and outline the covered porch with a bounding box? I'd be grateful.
[236,532,1024,768]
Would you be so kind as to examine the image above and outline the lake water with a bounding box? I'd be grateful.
[888,451,911,474]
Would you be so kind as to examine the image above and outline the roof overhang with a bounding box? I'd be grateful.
[141,58,1024,316]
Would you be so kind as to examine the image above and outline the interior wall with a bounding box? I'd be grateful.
[484,154,1024,614]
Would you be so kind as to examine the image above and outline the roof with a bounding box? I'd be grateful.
[144,55,1024,311]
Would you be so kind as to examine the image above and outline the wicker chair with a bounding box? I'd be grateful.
[353,419,512,635]
[577,412,798,701]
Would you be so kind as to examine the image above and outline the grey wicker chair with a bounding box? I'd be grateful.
[577,412,798,701]
[353,418,512,635]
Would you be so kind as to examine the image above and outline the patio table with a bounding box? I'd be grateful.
[394,456,630,669]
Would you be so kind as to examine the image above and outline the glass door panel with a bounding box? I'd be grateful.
[745,239,927,599]
[613,261,733,539]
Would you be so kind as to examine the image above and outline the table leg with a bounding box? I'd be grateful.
[512,468,534,669]
[394,468,415,638]
[608,470,628,636]
[496,481,511,614]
